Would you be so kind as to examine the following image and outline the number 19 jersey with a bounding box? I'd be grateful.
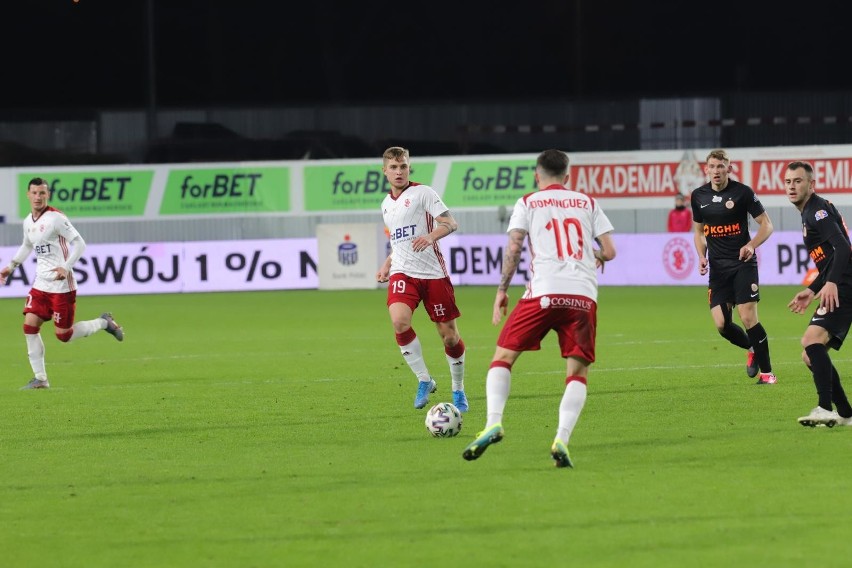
[507,185,614,301]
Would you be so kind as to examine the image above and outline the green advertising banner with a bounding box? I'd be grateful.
[304,162,437,211]
[443,159,538,207]
[18,171,153,217]
[160,167,290,215]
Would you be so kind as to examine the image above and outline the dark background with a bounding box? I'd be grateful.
[4,0,851,110]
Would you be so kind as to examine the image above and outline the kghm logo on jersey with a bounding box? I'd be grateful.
[704,222,741,238]
[338,234,358,266]
[663,237,694,280]
[809,245,826,264]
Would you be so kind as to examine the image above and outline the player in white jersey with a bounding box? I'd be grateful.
[376,147,468,412]
[463,149,616,468]
[0,178,124,390]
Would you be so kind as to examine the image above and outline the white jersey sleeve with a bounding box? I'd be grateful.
[508,187,614,301]
[381,183,451,279]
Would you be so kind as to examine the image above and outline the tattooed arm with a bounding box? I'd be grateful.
[411,210,458,252]
[493,228,527,325]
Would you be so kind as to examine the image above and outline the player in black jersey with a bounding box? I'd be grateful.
[691,149,777,384]
[785,161,852,427]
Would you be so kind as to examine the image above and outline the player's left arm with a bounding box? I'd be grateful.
[411,210,458,253]
[816,231,852,312]
[52,218,86,280]
[740,211,773,261]
[51,235,86,281]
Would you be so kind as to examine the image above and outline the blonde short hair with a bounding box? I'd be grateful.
[382,146,409,165]
[706,149,730,163]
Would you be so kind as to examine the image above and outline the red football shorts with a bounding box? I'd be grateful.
[497,294,597,362]
[24,288,77,328]
[387,273,461,323]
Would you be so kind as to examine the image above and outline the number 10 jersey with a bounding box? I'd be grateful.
[506,185,614,301]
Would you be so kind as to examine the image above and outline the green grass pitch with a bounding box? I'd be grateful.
[1,285,851,567]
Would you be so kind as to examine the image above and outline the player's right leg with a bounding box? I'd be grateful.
[746,348,759,378]
[797,323,841,425]
[550,439,573,468]
[462,423,504,461]
[712,303,751,351]
[414,378,437,409]
[462,354,516,461]
[388,301,435,408]
[21,296,49,390]
[22,324,49,389]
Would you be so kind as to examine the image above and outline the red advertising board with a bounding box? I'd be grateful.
[752,158,852,194]
[570,161,742,197]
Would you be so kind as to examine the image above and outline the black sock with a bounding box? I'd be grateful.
[805,343,834,411]
[718,305,750,349]
[720,323,751,349]
[831,365,852,418]
[746,322,771,372]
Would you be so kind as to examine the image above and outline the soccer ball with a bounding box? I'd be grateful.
[425,402,463,437]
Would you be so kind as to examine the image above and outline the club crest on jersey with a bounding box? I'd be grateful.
[404,199,411,208]
[725,200,734,209]
[815,210,828,221]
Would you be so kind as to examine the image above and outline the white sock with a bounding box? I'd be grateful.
[447,349,465,392]
[556,380,588,444]
[25,333,47,381]
[69,318,106,341]
[485,365,511,428]
[399,336,430,381]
